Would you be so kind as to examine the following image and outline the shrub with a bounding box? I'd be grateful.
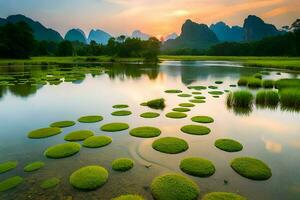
[145,98,165,109]
[237,77,249,86]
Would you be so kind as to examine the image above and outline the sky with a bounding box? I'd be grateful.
[0,0,299,38]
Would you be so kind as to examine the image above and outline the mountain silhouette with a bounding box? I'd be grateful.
[87,29,111,44]
[65,28,87,44]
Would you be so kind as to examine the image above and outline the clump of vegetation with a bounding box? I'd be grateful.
[140,112,160,118]
[70,165,109,190]
[208,85,218,89]
[112,158,134,172]
[180,157,215,177]
[111,110,132,116]
[191,116,214,123]
[130,126,161,138]
[202,192,246,200]
[237,77,249,86]
[40,177,60,189]
[64,130,94,141]
[279,88,300,111]
[44,142,81,159]
[78,115,103,123]
[194,95,206,99]
[0,176,23,192]
[151,173,200,200]
[83,136,112,148]
[253,73,262,79]
[189,99,205,103]
[275,78,300,89]
[215,81,223,84]
[28,127,62,139]
[165,89,182,93]
[188,85,207,90]
[0,161,18,174]
[172,107,190,112]
[215,139,243,152]
[231,157,272,180]
[113,104,129,109]
[192,92,202,94]
[179,103,195,107]
[208,91,224,95]
[247,77,262,88]
[24,161,45,172]
[152,137,188,154]
[178,93,192,97]
[262,80,275,88]
[255,90,279,108]
[144,98,165,109]
[165,112,187,119]
[101,122,129,132]
[227,90,254,108]
[181,125,211,135]
[112,194,144,200]
[50,120,75,128]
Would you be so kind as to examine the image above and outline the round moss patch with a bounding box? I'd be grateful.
[192,92,202,95]
[202,192,246,200]
[215,139,243,152]
[172,107,190,112]
[189,99,205,104]
[178,94,192,97]
[179,103,195,107]
[191,116,214,123]
[0,161,18,174]
[194,96,206,99]
[101,123,129,132]
[111,110,132,116]
[50,121,75,128]
[151,173,200,200]
[208,91,224,95]
[64,130,94,141]
[70,165,109,190]
[40,177,60,189]
[0,176,23,192]
[112,194,145,200]
[152,137,188,154]
[208,86,218,89]
[165,112,187,119]
[231,157,272,180]
[83,136,112,148]
[181,125,211,135]
[180,157,215,177]
[140,112,160,118]
[44,142,81,159]
[112,158,134,172]
[28,127,62,139]
[130,126,161,138]
[113,104,129,109]
[78,115,103,123]
[165,89,182,93]
[24,161,45,172]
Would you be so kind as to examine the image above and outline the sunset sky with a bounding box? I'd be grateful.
[0,0,299,38]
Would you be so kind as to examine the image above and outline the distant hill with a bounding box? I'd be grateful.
[210,22,244,42]
[65,29,87,44]
[163,19,219,50]
[87,29,111,44]
[131,30,151,40]
[243,15,280,41]
[165,33,178,41]
[1,14,63,42]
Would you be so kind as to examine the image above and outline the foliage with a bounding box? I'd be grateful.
[145,98,165,109]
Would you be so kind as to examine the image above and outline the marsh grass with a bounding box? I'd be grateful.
[280,88,300,111]
[255,90,279,109]
[237,77,249,86]
[227,90,254,108]
[247,77,262,88]
[275,78,300,89]
[262,80,275,88]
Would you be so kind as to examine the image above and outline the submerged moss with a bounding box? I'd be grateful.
[24,161,45,172]
[179,103,195,107]
[0,176,23,192]
[181,125,211,135]
[113,104,129,109]
[112,194,145,200]
[44,142,81,159]
[191,116,214,123]
[130,126,161,138]
[165,89,182,93]
[180,157,215,177]
[28,127,62,139]
[112,158,134,172]
[140,112,160,118]
[40,177,60,189]
[202,192,246,200]
[111,110,132,116]
[78,115,103,123]
[50,121,75,128]
[64,130,94,141]
[152,137,188,154]
[215,139,243,152]
[83,135,112,148]
[70,165,109,190]
[101,122,129,132]
[151,173,200,200]
[165,112,187,119]
[172,107,190,112]
[0,161,18,174]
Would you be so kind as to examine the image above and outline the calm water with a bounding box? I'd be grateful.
[0,61,299,200]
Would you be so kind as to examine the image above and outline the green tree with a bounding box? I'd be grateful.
[57,40,74,56]
[142,37,161,61]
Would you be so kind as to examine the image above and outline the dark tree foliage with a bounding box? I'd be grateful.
[0,22,35,58]
[57,40,74,56]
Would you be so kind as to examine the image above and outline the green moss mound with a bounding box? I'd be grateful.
[165,89,182,93]
[152,137,188,154]
[179,103,195,107]
[208,91,224,95]
[44,142,81,159]
[140,112,160,118]
[181,125,211,135]
[64,130,94,141]
[215,139,243,152]
[40,177,60,189]
[130,126,161,138]
[165,112,187,119]
[172,107,190,112]
[189,99,205,104]
[194,95,206,99]
[215,81,223,84]
[111,110,132,116]
[145,98,166,109]
[0,176,23,192]
[70,165,109,190]
[208,86,218,89]
[231,157,272,180]
[83,136,112,148]
[151,173,200,200]
[101,123,129,132]
[180,157,215,177]
[112,194,145,200]
[191,116,214,123]
[192,92,202,95]
[78,115,103,123]
[112,158,134,172]
[50,121,75,128]
[28,127,62,139]
[262,80,275,88]
[0,161,18,174]
[113,104,129,109]
[24,161,45,172]
[178,93,192,97]
[188,85,207,90]
[202,192,246,200]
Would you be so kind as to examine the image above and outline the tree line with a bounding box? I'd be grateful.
[0,22,161,61]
